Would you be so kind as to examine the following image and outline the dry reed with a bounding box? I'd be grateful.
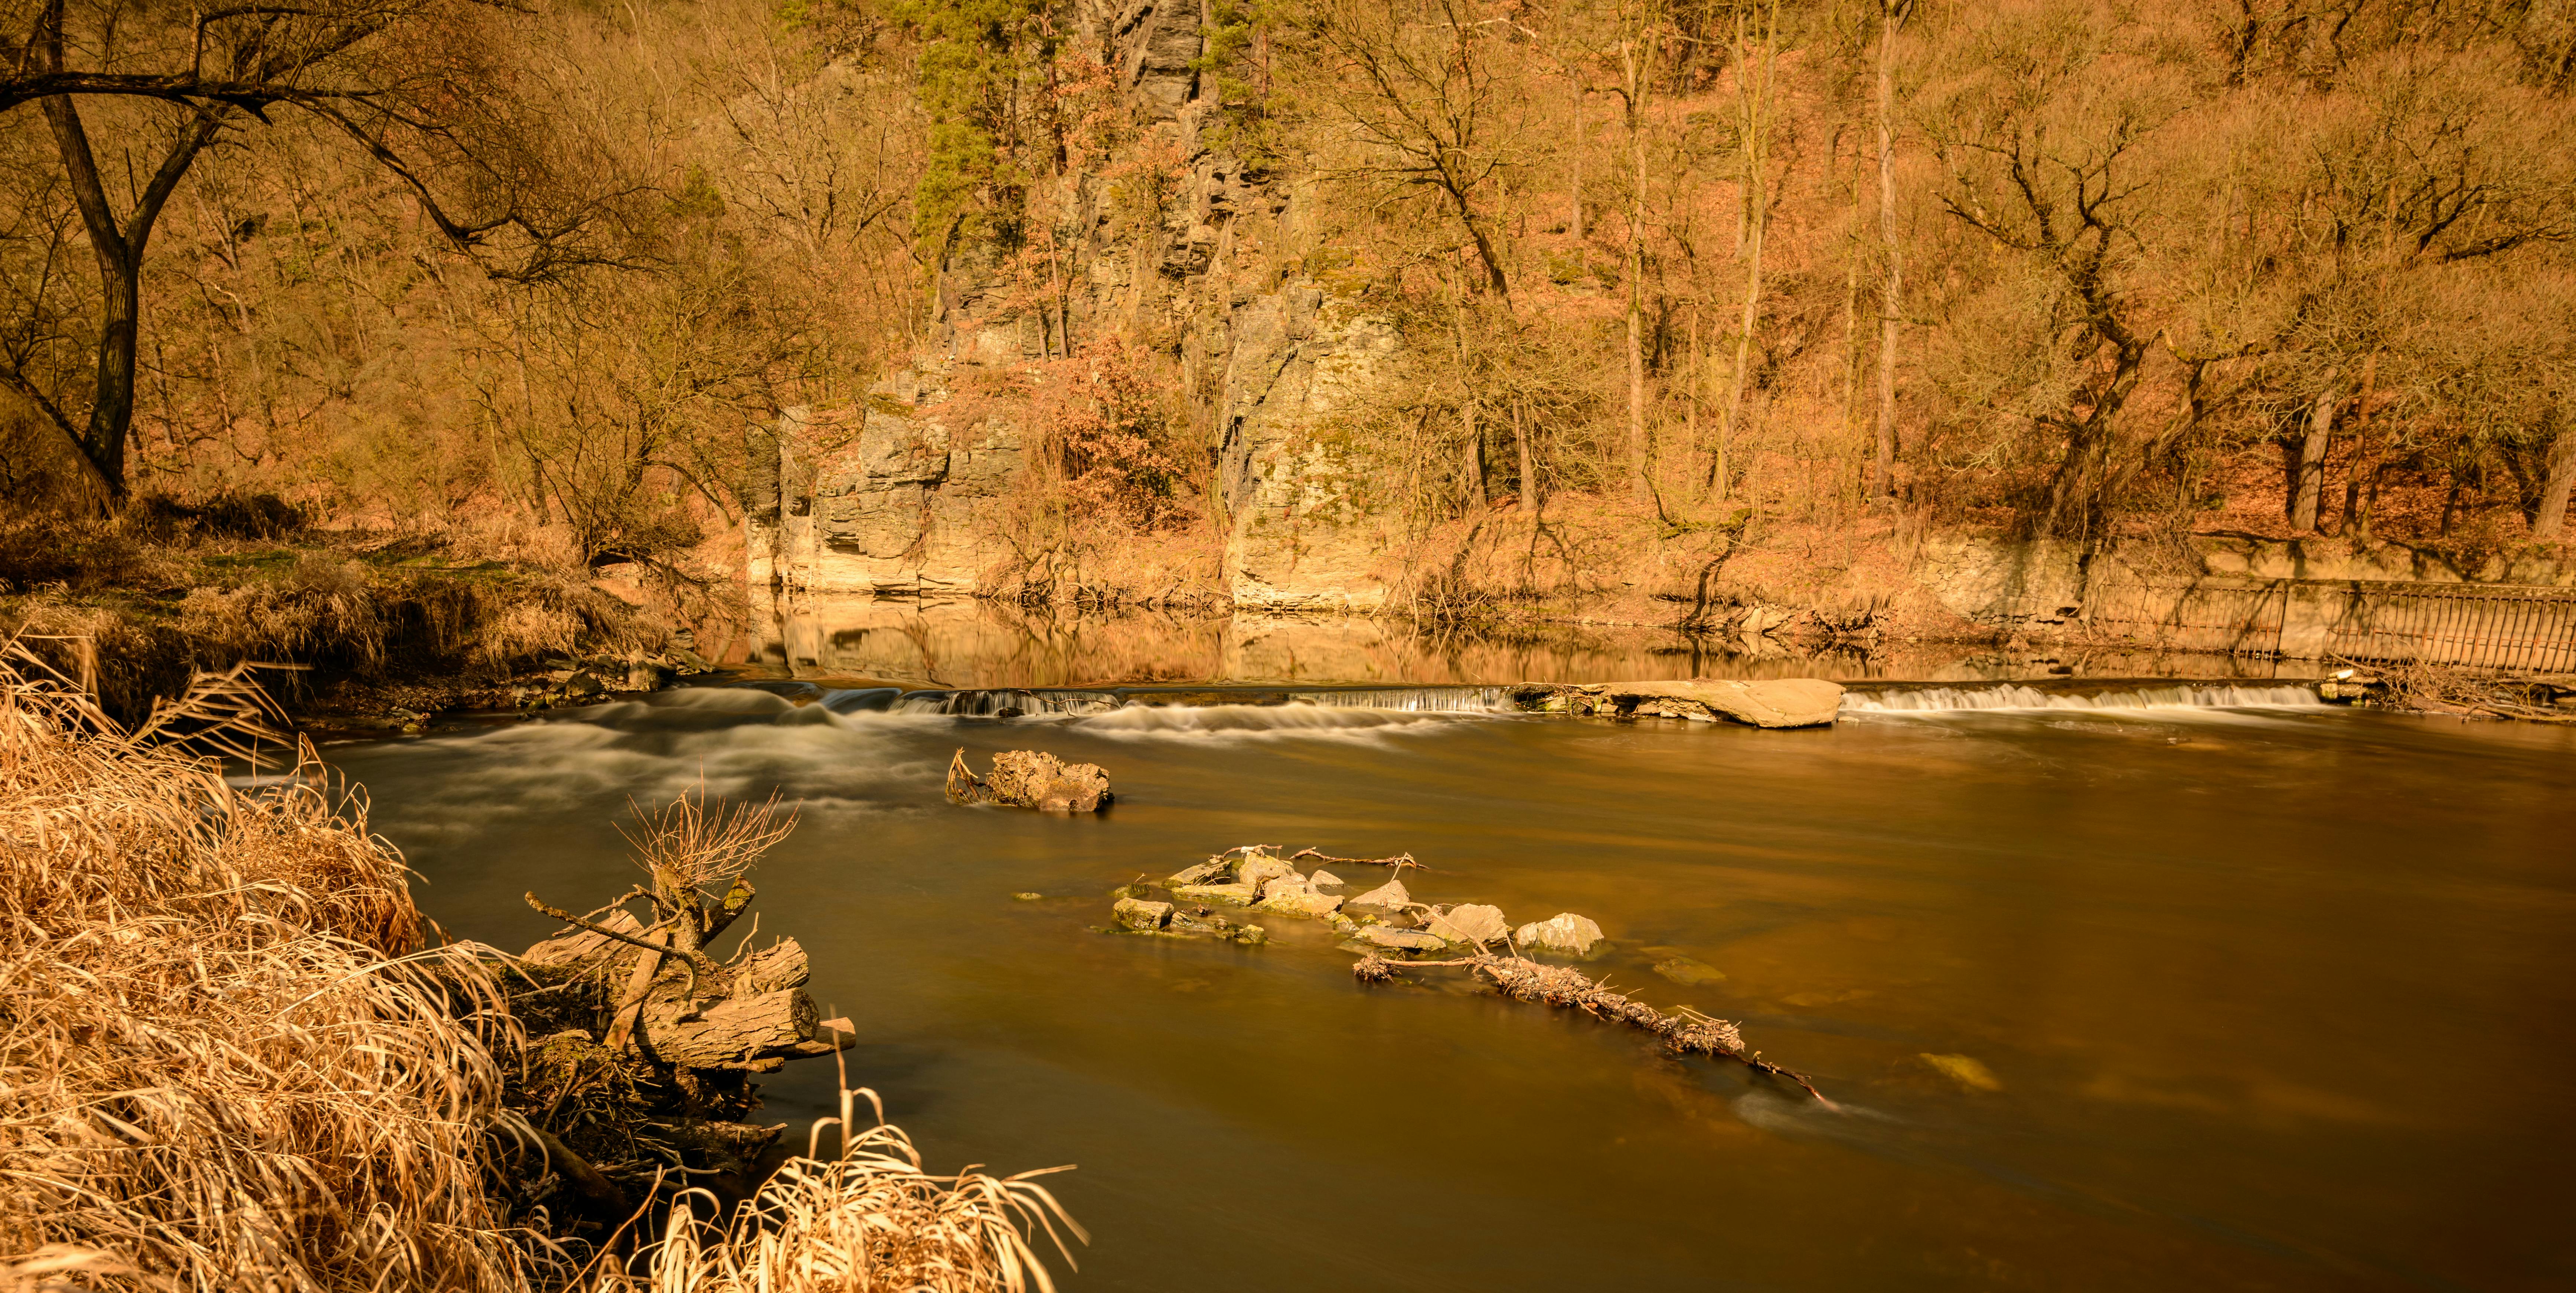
[608,1086,1081,1293]
[0,642,536,1291]
[0,642,1082,1293]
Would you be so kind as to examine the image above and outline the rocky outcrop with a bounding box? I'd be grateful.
[748,0,1405,610]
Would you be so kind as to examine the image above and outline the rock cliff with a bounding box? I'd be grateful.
[747,0,1403,609]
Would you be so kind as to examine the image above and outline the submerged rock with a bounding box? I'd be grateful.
[1426,903,1509,946]
[1651,956,1727,986]
[1113,898,1172,932]
[946,749,1113,811]
[1514,913,1605,955]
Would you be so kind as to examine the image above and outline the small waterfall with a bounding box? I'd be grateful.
[1281,686,1515,713]
[888,688,1124,717]
[1844,682,2322,713]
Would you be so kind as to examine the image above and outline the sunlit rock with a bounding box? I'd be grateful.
[1113,898,1171,932]
[1361,926,1445,952]
[1514,913,1604,955]
[1349,877,1411,911]
[1426,903,1509,946]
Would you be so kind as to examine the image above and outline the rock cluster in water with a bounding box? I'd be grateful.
[1111,845,1607,959]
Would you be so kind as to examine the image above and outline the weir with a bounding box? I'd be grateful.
[1842,681,2324,713]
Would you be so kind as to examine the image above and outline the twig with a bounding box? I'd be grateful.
[1292,847,1430,872]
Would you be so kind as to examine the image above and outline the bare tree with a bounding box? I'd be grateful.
[1309,0,1518,297]
[0,0,617,504]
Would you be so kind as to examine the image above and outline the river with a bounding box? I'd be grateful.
[322,630,2576,1292]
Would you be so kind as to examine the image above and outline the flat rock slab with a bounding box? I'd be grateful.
[1361,926,1447,952]
[1426,903,1509,945]
[1584,679,1844,728]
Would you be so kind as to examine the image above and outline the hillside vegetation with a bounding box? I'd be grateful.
[4,0,2571,609]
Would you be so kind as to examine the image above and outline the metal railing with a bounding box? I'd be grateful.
[2083,576,2576,673]
[2318,582,2576,673]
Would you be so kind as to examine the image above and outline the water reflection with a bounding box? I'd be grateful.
[727,593,2295,689]
[324,639,2576,1292]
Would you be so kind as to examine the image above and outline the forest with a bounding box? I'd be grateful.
[5,0,2573,599]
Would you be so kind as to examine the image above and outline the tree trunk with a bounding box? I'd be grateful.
[2536,424,2576,539]
[35,78,222,506]
[1453,292,1482,510]
[1713,2,1779,503]
[1570,74,1584,243]
[1514,400,1537,514]
[2291,384,2337,531]
[1623,39,1649,500]
[1871,0,1905,503]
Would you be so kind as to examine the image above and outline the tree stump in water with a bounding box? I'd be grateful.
[946,748,1113,811]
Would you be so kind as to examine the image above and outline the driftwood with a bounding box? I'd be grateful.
[1354,952,1830,1104]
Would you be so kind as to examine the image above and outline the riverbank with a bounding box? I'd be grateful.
[0,652,1075,1290]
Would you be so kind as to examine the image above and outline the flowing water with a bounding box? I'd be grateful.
[323,660,2576,1292]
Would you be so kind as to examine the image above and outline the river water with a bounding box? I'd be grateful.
[324,638,2576,1291]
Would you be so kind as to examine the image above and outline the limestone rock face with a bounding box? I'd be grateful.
[744,0,1408,611]
[1514,913,1605,955]
[1426,903,1509,946]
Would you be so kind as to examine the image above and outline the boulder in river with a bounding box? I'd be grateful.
[1167,858,1233,886]
[1308,869,1345,888]
[1348,877,1413,911]
[946,749,1113,811]
[1238,853,1297,892]
[1113,897,1172,932]
[1514,912,1605,955]
[1426,903,1510,946]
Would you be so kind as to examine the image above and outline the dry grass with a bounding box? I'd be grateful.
[611,1088,1081,1293]
[0,642,1082,1293]
[0,643,535,1292]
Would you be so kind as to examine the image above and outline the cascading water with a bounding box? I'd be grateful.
[1842,681,2324,713]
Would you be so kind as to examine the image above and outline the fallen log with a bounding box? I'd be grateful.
[1354,952,1831,1104]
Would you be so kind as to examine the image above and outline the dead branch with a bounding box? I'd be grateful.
[1356,952,1831,1103]
[524,892,715,990]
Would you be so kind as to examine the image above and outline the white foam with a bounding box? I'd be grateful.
[1072,701,1477,740]
[1843,683,2323,714]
